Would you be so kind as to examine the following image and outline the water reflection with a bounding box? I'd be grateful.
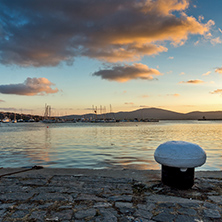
[0,121,222,170]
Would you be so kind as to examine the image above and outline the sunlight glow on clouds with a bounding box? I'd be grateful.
[0,77,58,96]
[215,67,222,74]
[167,94,180,97]
[202,71,211,76]
[210,37,222,45]
[210,89,222,95]
[179,79,205,84]
[0,0,214,67]
[92,63,162,82]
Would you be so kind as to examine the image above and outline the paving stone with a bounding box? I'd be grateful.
[115,202,133,209]
[95,208,118,222]
[0,192,33,201]
[178,203,201,208]
[204,202,220,210]
[134,209,153,219]
[175,215,199,222]
[208,195,222,204]
[152,212,176,222]
[10,210,29,219]
[178,207,197,215]
[51,209,74,220]
[19,178,47,186]
[75,208,97,219]
[0,203,15,209]
[148,194,203,204]
[158,202,176,208]
[93,202,112,208]
[34,186,69,193]
[36,203,54,209]
[0,209,6,217]
[75,194,106,202]
[203,209,221,218]
[108,195,132,202]
[32,193,72,201]
[29,210,46,221]
[16,203,35,210]
[137,203,155,212]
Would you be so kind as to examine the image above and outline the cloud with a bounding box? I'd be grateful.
[215,67,222,74]
[167,94,180,97]
[198,15,204,22]
[168,56,174,60]
[179,79,204,84]
[0,99,5,102]
[179,72,185,75]
[0,77,59,96]
[92,63,162,82]
[210,89,222,95]
[219,28,222,33]
[140,105,150,108]
[194,40,199,45]
[125,102,134,105]
[210,37,222,45]
[0,0,214,67]
[202,71,211,76]
[141,95,149,98]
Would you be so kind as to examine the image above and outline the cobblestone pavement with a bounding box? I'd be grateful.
[0,169,222,221]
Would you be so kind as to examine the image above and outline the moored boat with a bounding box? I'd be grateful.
[2,117,11,123]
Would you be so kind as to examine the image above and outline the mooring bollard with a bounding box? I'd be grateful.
[154,141,207,189]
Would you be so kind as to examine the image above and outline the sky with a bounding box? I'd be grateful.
[1,0,222,116]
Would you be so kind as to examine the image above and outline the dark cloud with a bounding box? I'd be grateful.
[0,77,58,95]
[179,79,205,84]
[0,0,213,67]
[92,63,161,82]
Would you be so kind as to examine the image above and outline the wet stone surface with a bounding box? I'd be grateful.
[0,174,222,221]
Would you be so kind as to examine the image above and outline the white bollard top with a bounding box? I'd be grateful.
[154,141,207,168]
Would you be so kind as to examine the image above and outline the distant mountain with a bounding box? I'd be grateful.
[62,107,222,120]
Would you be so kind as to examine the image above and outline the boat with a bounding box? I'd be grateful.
[12,113,17,123]
[2,117,11,123]
[42,103,58,123]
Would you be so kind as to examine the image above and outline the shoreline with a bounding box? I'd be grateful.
[0,168,222,221]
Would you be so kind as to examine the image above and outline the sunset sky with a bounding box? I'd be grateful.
[1,0,222,116]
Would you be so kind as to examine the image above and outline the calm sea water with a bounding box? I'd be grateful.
[0,121,221,170]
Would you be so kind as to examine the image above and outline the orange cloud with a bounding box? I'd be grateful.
[125,102,134,105]
[202,71,211,76]
[0,0,214,66]
[92,63,162,82]
[167,94,180,97]
[0,77,59,96]
[210,89,222,95]
[179,79,205,84]
[215,67,222,74]
[0,99,5,102]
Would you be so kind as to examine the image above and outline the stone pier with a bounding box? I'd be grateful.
[0,168,222,221]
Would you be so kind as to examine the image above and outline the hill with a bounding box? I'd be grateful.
[63,107,222,120]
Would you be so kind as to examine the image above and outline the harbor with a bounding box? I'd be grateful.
[0,168,222,221]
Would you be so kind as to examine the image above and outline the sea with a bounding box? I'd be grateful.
[0,120,221,171]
